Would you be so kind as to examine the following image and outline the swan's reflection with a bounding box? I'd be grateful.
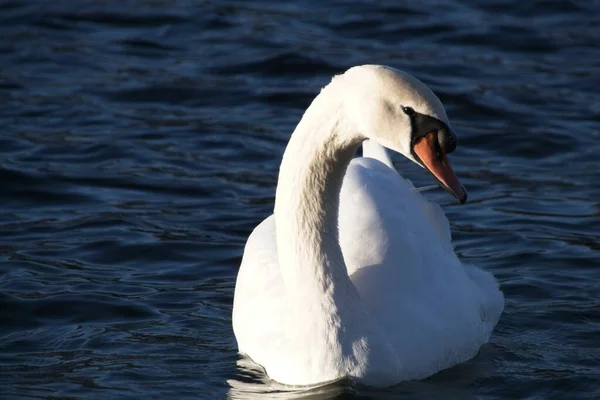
[227,355,484,400]
[227,357,350,399]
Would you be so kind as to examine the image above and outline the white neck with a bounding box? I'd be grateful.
[268,69,423,382]
[274,87,364,320]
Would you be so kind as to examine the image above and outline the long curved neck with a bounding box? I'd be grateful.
[271,86,399,381]
[274,90,364,314]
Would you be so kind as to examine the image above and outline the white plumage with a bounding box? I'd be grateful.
[232,65,504,387]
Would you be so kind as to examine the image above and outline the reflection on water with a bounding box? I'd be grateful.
[227,356,489,399]
[228,358,351,400]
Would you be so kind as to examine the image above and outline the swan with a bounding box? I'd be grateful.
[232,65,504,387]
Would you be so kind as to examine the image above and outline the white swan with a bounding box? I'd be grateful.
[232,65,504,387]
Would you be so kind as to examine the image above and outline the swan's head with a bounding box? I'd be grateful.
[335,65,467,203]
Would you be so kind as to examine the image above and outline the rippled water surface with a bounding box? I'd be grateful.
[1,0,600,398]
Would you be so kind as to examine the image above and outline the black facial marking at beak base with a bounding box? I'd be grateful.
[402,106,455,152]
[403,105,466,204]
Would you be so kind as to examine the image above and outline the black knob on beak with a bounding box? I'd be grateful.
[438,128,457,154]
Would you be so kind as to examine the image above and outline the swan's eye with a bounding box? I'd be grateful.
[402,106,415,116]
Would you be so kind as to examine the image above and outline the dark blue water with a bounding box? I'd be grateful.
[1,0,599,398]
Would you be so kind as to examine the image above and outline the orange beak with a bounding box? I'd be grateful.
[412,132,467,204]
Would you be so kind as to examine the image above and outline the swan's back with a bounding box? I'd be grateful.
[338,149,503,378]
[233,143,504,384]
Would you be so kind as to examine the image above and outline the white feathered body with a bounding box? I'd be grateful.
[233,150,503,386]
[232,65,504,387]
